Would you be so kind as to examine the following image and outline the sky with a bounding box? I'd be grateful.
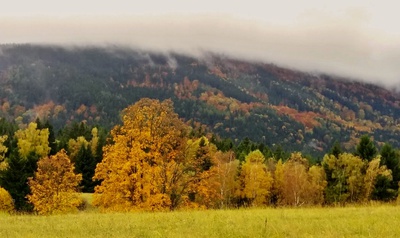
[1,0,400,87]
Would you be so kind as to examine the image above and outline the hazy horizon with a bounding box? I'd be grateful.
[1,0,399,88]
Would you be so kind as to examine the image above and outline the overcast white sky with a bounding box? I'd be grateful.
[1,0,400,87]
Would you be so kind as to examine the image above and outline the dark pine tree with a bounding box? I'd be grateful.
[273,144,288,161]
[330,141,342,159]
[44,121,57,155]
[373,143,400,200]
[0,151,39,211]
[355,135,377,161]
[74,145,97,193]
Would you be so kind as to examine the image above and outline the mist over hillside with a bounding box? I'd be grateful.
[1,44,400,158]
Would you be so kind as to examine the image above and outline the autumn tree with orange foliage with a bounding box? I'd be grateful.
[27,150,82,215]
[182,137,221,209]
[93,99,219,211]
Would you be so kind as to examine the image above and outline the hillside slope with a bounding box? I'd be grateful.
[1,44,399,157]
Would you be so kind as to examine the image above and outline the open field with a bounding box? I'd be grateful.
[1,204,399,238]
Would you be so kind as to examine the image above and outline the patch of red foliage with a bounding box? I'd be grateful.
[272,105,322,129]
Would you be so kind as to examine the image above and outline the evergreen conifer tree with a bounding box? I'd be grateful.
[356,135,377,161]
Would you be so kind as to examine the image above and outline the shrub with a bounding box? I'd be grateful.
[0,186,14,212]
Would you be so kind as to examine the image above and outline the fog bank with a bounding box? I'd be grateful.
[1,13,399,88]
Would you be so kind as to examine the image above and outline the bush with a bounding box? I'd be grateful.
[0,186,14,212]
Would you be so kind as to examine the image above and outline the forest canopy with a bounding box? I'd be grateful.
[1,98,399,214]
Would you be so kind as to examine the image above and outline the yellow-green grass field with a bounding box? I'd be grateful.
[1,195,399,237]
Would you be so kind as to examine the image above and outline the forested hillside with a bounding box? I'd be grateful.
[1,44,400,158]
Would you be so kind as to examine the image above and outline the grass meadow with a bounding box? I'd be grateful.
[0,194,399,237]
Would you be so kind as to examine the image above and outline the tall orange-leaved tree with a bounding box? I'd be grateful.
[183,137,221,209]
[94,98,202,211]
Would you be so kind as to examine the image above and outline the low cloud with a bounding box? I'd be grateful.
[1,14,399,88]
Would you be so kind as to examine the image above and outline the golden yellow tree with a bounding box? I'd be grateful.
[277,153,309,206]
[0,135,7,161]
[14,122,50,159]
[0,135,8,170]
[364,156,392,201]
[27,150,82,215]
[89,127,99,156]
[273,159,285,204]
[214,150,239,208]
[0,186,14,212]
[68,136,89,162]
[238,150,273,206]
[93,133,151,211]
[68,128,99,162]
[94,99,199,211]
[274,153,326,206]
[307,165,327,205]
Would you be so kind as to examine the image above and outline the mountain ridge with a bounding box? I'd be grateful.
[1,44,399,158]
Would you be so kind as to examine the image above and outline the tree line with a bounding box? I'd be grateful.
[0,98,399,214]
